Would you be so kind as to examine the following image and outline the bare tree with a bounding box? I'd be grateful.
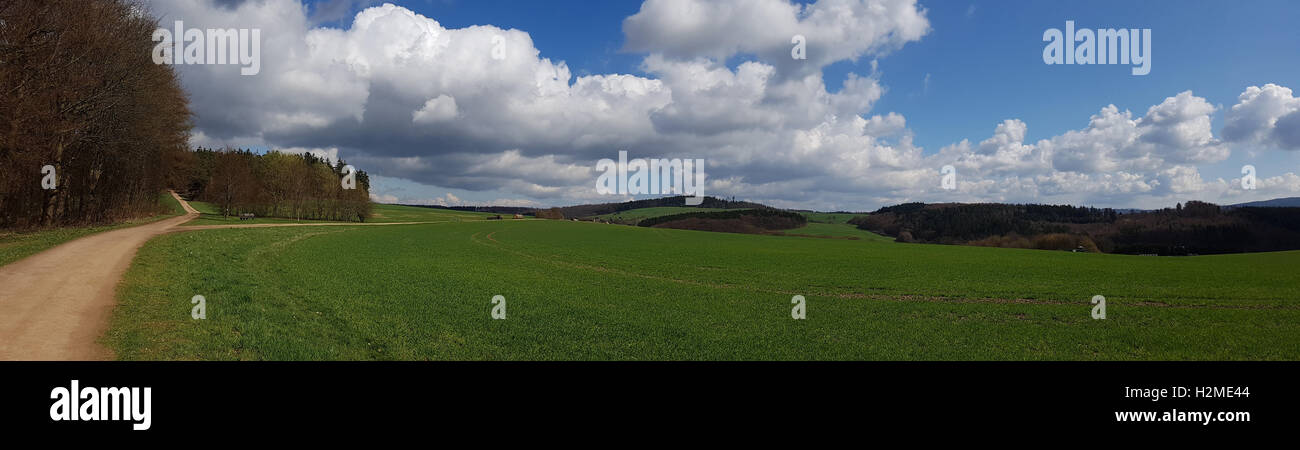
[1,0,191,229]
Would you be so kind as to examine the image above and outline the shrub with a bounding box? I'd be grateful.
[535,208,565,220]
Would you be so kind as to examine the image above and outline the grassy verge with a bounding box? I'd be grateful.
[107,219,1300,360]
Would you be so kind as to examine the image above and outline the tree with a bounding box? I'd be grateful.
[205,149,256,217]
[1,0,191,229]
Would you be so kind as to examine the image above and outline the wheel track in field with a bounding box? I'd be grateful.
[469,229,1300,310]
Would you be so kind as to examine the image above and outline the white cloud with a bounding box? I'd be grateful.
[280,146,341,164]
[1223,83,1300,150]
[412,95,459,123]
[622,0,930,77]
[369,193,399,203]
[149,1,1300,211]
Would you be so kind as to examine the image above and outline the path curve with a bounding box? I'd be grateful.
[0,192,440,360]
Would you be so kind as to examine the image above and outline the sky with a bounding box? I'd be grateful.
[150,0,1300,211]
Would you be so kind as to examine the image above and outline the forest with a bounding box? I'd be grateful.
[639,208,807,234]
[0,0,192,229]
[176,148,373,222]
[0,0,372,228]
[852,201,1300,255]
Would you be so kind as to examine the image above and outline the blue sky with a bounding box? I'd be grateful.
[317,0,1298,151]
[166,0,1300,210]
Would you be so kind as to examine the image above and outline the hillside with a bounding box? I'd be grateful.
[557,196,768,218]
[1227,197,1300,208]
[639,209,807,234]
[594,207,734,224]
[853,201,1300,255]
[107,212,1300,360]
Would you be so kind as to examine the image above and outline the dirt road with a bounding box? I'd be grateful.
[0,192,198,360]
[0,192,433,360]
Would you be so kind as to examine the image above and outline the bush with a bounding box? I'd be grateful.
[535,208,565,220]
[969,233,1031,249]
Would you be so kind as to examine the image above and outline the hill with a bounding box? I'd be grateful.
[594,207,734,224]
[382,196,768,220]
[853,201,1300,255]
[107,211,1300,360]
[557,196,768,219]
[638,208,807,234]
[1226,197,1300,208]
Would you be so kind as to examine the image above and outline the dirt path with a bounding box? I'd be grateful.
[0,192,438,360]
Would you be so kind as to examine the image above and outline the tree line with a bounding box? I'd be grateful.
[0,0,191,229]
[639,208,806,235]
[853,201,1300,255]
[855,203,1118,243]
[176,148,373,222]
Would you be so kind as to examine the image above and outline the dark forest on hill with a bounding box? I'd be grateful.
[852,201,1300,255]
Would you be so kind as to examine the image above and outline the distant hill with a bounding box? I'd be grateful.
[638,208,807,234]
[1226,197,1300,208]
[852,201,1300,255]
[392,196,768,219]
[556,196,768,219]
[396,204,535,215]
[594,206,736,225]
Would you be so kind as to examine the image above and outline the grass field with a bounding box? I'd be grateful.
[0,192,186,267]
[106,214,1300,360]
[183,200,343,226]
[781,222,893,241]
[182,202,497,226]
[367,204,500,223]
[593,206,733,223]
[799,211,869,224]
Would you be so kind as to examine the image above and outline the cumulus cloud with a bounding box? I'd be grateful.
[1041,91,1228,174]
[280,146,341,164]
[149,0,931,207]
[622,0,930,77]
[1223,83,1300,150]
[926,90,1282,207]
[369,193,398,203]
[412,95,459,123]
[149,0,1299,210]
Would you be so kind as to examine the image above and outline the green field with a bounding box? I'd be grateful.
[799,211,869,224]
[0,192,186,267]
[183,200,342,226]
[106,213,1300,360]
[593,206,733,224]
[183,202,497,226]
[782,222,893,241]
[367,204,500,223]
